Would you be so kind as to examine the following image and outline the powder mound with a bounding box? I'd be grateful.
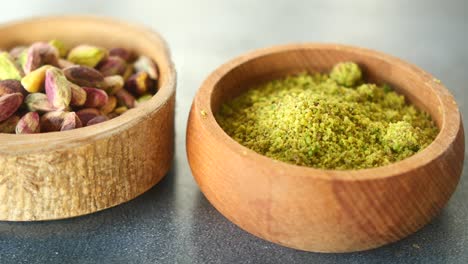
[216,62,439,170]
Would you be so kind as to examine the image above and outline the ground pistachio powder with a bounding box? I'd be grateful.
[216,62,439,170]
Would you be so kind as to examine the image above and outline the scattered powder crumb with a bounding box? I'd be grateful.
[412,244,421,249]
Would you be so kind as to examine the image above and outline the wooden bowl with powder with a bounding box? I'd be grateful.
[186,43,464,252]
[0,16,176,221]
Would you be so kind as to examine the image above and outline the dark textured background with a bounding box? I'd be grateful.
[0,0,467,263]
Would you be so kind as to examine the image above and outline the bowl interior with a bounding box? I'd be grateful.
[0,16,175,152]
[211,46,443,128]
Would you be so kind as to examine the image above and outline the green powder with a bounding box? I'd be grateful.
[216,62,439,170]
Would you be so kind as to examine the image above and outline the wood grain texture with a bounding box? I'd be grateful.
[186,43,464,252]
[0,16,176,221]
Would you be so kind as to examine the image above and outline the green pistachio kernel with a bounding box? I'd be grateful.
[49,39,69,57]
[0,52,23,80]
[67,45,107,67]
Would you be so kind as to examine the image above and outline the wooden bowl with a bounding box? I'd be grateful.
[186,43,464,252]
[0,16,176,221]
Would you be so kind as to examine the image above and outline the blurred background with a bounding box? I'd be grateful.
[0,0,467,263]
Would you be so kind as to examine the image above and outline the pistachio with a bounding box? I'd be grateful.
[0,115,20,133]
[57,59,75,69]
[0,52,23,80]
[16,49,28,72]
[106,112,119,119]
[125,72,153,96]
[100,95,117,115]
[63,65,104,87]
[97,56,127,77]
[24,93,55,112]
[21,65,52,93]
[115,89,135,108]
[70,85,87,106]
[134,55,159,80]
[103,75,124,95]
[49,39,69,57]
[123,65,134,80]
[23,42,59,74]
[83,87,108,108]
[87,115,109,126]
[136,94,153,105]
[61,112,82,131]
[0,80,27,97]
[9,46,27,59]
[67,45,108,67]
[40,111,66,132]
[76,108,100,125]
[45,68,72,109]
[16,112,40,134]
[109,47,136,62]
[114,106,128,115]
[0,92,23,122]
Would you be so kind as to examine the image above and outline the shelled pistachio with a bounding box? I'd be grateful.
[0,40,160,134]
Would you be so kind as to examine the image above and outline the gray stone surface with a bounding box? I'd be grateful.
[0,0,467,263]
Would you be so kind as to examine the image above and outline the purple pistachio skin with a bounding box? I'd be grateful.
[86,115,109,126]
[15,112,40,134]
[76,108,100,125]
[63,65,105,87]
[83,87,108,108]
[97,56,127,77]
[23,42,59,74]
[0,92,24,122]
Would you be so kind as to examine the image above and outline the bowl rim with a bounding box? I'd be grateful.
[0,15,176,153]
[193,42,462,181]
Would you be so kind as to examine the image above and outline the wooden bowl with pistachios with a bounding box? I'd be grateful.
[0,16,176,221]
[186,43,464,252]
